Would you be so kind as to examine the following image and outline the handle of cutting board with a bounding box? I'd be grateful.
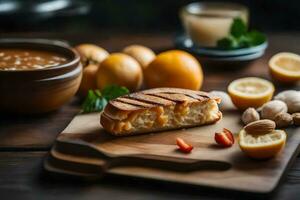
[128,154,209,164]
[54,141,231,172]
[107,154,231,172]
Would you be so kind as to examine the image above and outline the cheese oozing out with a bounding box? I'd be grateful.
[110,99,220,135]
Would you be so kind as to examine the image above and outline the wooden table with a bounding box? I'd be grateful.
[0,32,299,199]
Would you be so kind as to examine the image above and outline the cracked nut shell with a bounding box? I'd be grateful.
[261,100,288,120]
[242,107,260,125]
[292,113,300,126]
[274,112,293,128]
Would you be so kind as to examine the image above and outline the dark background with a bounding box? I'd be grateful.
[0,0,299,33]
[0,2,300,200]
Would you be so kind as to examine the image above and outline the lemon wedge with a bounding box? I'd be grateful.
[269,52,300,83]
[228,77,275,110]
[239,129,286,159]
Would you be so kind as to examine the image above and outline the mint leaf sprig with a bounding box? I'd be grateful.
[81,85,129,113]
[217,18,266,50]
[101,85,130,101]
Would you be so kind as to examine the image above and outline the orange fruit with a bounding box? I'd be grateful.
[144,50,203,90]
[269,52,300,83]
[239,129,286,159]
[228,77,275,110]
[123,45,156,69]
[75,44,109,66]
[78,64,98,96]
[96,53,143,91]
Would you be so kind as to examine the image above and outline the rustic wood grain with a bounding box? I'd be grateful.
[0,32,299,150]
[0,97,80,150]
[0,32,299,199]
[0,152,299,199]
[44,111,300,193]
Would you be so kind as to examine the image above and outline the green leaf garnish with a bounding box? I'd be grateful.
[217,18,266,50]
[230,18,247,38]
[217,36,238,50]
[81,85,129,113]
[102,85,129,101]
[245,30,267,46]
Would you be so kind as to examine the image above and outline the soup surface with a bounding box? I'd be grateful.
[0,48,68,70]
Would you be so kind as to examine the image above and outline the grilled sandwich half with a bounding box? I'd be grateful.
[100,88,222,136]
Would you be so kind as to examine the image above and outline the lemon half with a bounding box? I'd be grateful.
[269,52,300,83]
[228,77,275,110]
[239,129,286,159]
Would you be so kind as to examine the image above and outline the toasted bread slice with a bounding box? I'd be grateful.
[101,88,222,136]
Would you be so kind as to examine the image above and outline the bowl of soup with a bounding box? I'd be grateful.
[0,39,82,114]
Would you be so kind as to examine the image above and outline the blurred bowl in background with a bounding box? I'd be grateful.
[0,39,82,114]
[0,0,90,31]
[180,2,249,47]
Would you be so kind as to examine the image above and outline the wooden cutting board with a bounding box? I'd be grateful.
[44,111,300,194]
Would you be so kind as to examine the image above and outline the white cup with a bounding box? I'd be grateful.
[180,2,249,47]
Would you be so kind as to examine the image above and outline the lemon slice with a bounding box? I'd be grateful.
[269,52,300,83]
[239,129,286,159]
[228,77,275,110]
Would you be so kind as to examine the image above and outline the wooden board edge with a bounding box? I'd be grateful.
[269,142,300,193]
[43,146,298,195]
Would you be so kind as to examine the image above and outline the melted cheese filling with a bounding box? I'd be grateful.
[110,99,220,134]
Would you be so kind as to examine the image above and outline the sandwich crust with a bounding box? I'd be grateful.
[101,88,222,136]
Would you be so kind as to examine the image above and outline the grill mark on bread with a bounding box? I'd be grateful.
[147,93,197,103]
[102,112,115,121]
[145,92,210,104]
[100,88,222,136]
[143,88,210,97]
[170,92,207,102]
[108,100,143,111]
[196,93,211,99]
[142,88,211,101]
[106,88,217,113]
[108,89,214,112]
[127,93,175,106]
[115,97,155,108]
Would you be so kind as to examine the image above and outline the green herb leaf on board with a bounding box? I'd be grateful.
[102,85,130,101]
[81,85,129,113]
